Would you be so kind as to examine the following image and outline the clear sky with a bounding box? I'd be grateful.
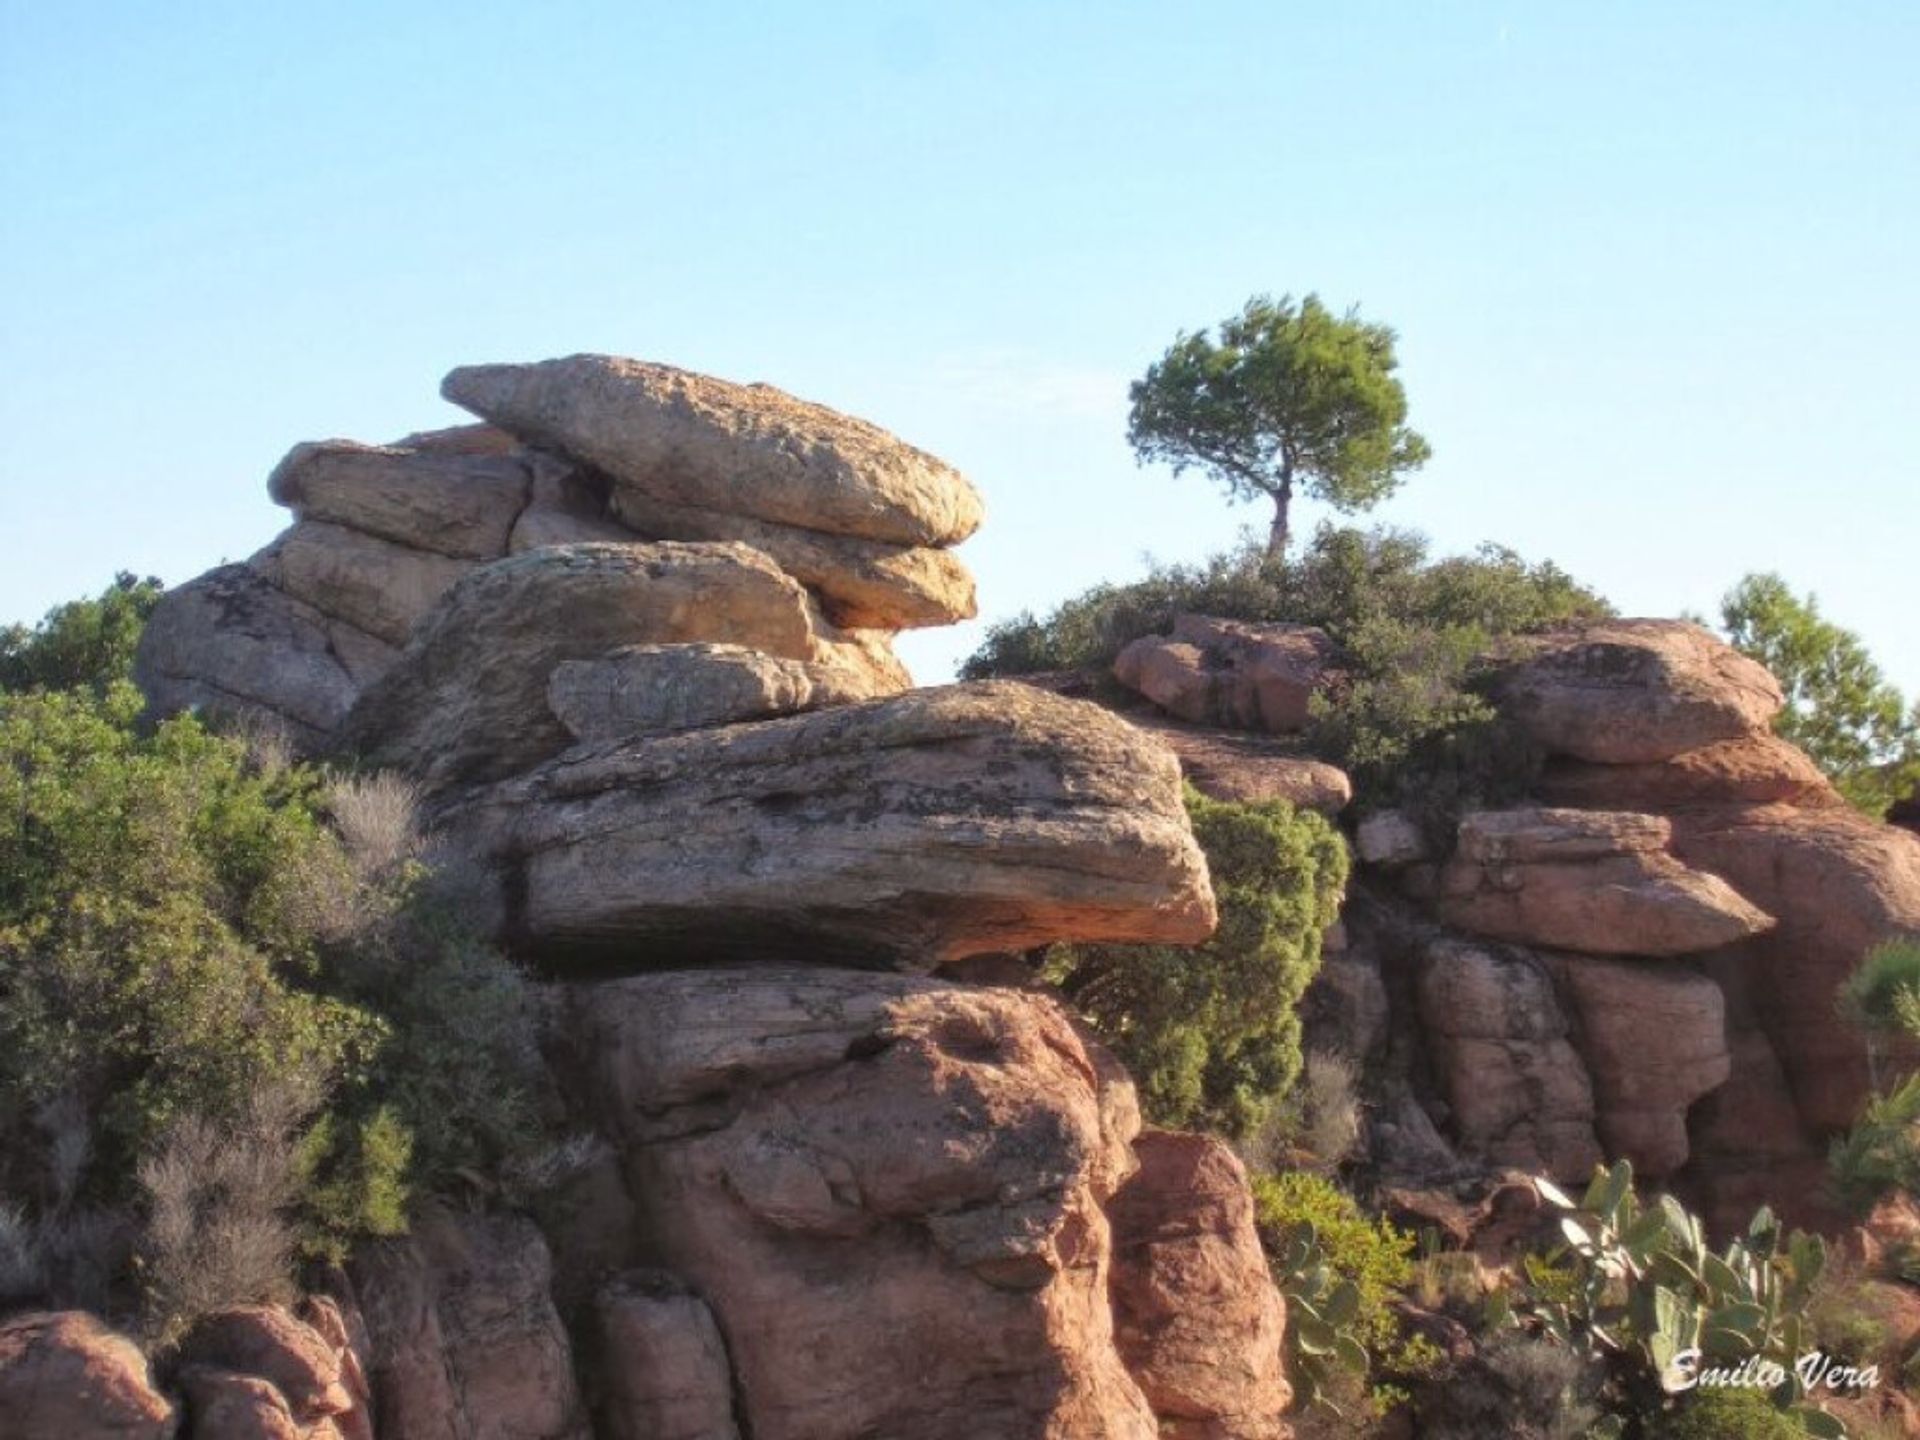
[3,4,1915,693]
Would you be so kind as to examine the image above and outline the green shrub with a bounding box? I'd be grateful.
[964,526,1607,810]
[1049,790,1347,1137]
[1657,1388,1812,1440]
[0,573,162,695]
[1830,1073,1920,1214]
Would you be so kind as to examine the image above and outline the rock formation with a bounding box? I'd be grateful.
[96,355,1293,1440]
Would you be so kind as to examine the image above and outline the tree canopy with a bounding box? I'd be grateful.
[1127,294,1430,556]
[1720,572,1920,817]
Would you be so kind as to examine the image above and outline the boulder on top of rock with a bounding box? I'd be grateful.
[267,439,531,560]
[439,682,1217,968]
[442,354,984,548]
[609,489,977,630]
[1108,1130,1292,1439]
[563,967,1157,1440]
[338,542,833,790]
[1413,807,1775,956]
[134,562,363,749]
[1537,733,1842,812]
[1114,615,1336,733]
[270,520,478,647]
[1489,619,1783,764]
[547,643,874,743]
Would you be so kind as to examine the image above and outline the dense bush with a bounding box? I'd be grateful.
[0,587,549,1334]
[964,526,1609,808]
[0,572,162,695]
[1048,790,1347,1137]
[1833,940,1920,1212]
[1656,1389,1813,1439]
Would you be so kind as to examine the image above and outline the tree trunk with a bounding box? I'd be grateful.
[1265,479,1293,559]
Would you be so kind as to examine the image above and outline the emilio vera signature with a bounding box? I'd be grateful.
[1667,1348,1881,1393]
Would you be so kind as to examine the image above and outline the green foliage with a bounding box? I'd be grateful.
[1051,791,1347,1137]
[1721,573,1920,818]
[964,526,1609,811]
[1829,1073,1920,1214]
[298,1106,413,1260]
[1127,294,1430,555]
[1656,1388,1814,1440]
[1514,1162,1841,1436]
[0,573,162,695]
[1252,1170,1435,1414]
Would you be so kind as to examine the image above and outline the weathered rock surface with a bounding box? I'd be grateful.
[609,488,976,629]
[1120,714,1352,812]
[177,1367,306,1440]
[506,454,629,553]
[133,562,363,748]
[1490,619,1783,764]
[1108,1131,1292,1440]
[1547,955,1730,1177]
[349,1208,587,1440]
[338,542,831,790]
[177,1304,367,1440]
[1416,808,1775,956]
[1415,938,1603,1180]
[442,682,1216,967]
[1673,804,1920,1130]
[592,1273,741,1440]
[267,440,530,560]
[1355,810,1429,868]
[271,521,478,648]
[443,354,985,547]
[564,967,1157,1440]
[1114,616,1336,734]
[1537,734,1841,812]
[546,642,872,743]
[0,1310,175,1438]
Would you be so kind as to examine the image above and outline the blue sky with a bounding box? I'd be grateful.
[3,3,1915,692]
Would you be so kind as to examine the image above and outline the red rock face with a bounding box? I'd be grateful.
[0,1311,175,1439]
[566,968,1159,1440]
[1114,616,1337,735]
[1108,1131,1293,1440]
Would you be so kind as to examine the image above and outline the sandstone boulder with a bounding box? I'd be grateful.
[564,967,1158,1440]
[177,1367,304,1440]
[593,1273,741,1440]
[1355,810,1429,868]
[443,354,985,547]
[546,642,872,743]
[1418,808,1775,956]
[1114,616,1336,733]
[134,562,362,749]
[440,682,1216,968]
[0,1310,175,1439]
[1537,734,1841,812]
[1108,1131,1292,1440]
[272,520,478,647]
[339,542,829,789]
[610,488,977,629]
[175,1304,369,1440]
[350,1208,587,1440]
[1547,955,1730,1177]
[267,440,529,560]
[1415,938,1603,1180]
[1120,714,1352,811]
[1673,804,1920,1130]
[1490,619,1783,764]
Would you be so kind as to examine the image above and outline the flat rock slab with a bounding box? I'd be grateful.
[443,354,985,547]
[272,519,478,647]
[1537,733,1841,812]
[1121,713,1353,812]
[547,642,873,742]
[441,681,1217,968]
[1490,619,1783,764]
[267,439,531,560]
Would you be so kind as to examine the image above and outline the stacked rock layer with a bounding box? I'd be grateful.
[64,356,1307,1440]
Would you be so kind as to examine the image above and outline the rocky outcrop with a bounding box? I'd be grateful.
[0,1311,175,1438]
[1413,937,1603,1180]
[562,967,1160,1440]
[1408,808,1775,956]
[1489,619,1783,764]
[1108,1131,1292,1440]
[349,1209,588,1440]
[270,521,480,648]
[442,354,985,548]
[441,682,1216,968]
[1114,616,1336,734]
[267,441,531,560]
[1536,734,1841,811]
[175,1302,370,1440]
[1124,716,1352,812]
